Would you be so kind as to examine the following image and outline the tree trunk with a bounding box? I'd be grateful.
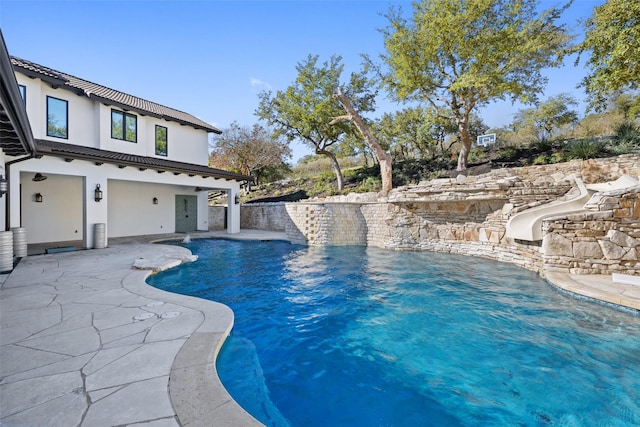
[332,88,393,197]
[318,148,344,190]
[456,119,471,171]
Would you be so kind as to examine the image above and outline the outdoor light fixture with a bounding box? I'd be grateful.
[153,197,158,205]
[35,193,43,203]
[234,193,241,205]
[94,184,103,202]
[0,175,7,197]
[32,173,48,182]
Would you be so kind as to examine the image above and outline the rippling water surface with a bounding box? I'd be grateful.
[147,239,640,427]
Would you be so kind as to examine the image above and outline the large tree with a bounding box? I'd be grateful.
[331,88,393,196]
[209,122,291,187]
[576,0,640,111]
[256,55,376,190]
[375,107,458,161]
[512,93,579,141]
[379,0,573,171]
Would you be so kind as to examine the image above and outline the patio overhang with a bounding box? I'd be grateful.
[34,139,253,183]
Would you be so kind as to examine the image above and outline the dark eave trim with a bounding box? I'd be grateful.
[0,30,36,155]
[34,139,253,182]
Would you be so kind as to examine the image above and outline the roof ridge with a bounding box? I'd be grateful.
[10,56,221,134]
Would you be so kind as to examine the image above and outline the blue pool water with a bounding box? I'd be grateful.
[147,239,640,427]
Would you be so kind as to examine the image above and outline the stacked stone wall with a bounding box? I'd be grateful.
[543,188,640,275]
[234,154,640,276]
[241,203,288,232]
[208,206,226,230]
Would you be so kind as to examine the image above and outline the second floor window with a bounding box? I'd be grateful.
[18,85,26,106]
[47,96,68,139]
[155,125,168,156]
[111,110,137,142]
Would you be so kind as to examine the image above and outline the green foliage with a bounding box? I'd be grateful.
[533,154,549,165]
[531,138,553,152]
[209,122,291,183]
[550,151,565,164]
[566,139,608,160]
[498,145,519,160]
[576,0,640,111]
[256,54,377,189]
[614,121,640,146]
[468,147,487,163]
[512,94,579,141]
[357,176,382,193]
[378,0,573,170]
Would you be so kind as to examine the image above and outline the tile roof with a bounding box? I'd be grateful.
[10,56,221,134]
[35,139,252,182]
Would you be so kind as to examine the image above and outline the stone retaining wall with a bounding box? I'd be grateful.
[286,155,640,274]
[543,187,640,275]
[223,154,640,276]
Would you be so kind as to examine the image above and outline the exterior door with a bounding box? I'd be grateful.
[175,195,197,233]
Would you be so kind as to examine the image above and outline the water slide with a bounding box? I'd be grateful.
[506,175,639,241]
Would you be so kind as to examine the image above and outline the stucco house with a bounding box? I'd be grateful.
[0,31,250,252]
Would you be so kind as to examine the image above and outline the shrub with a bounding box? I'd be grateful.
[357,176,381,193]
[567,138,608,160]
[497,146,518,160]
[549,151,565,163]
[533,154,549,165]
[468,147,488,163]
[531,138,553,152]
[614,121,640,146]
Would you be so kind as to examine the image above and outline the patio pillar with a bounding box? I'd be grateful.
[226,188,240,234]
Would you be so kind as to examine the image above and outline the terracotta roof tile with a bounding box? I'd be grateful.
[11,56,221,134]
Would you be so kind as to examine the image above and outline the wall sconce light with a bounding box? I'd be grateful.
[234,193,241,205]
[94,184,103,202]
[35,193,43,203]
[0,175,7,197]
[153,197,159,205]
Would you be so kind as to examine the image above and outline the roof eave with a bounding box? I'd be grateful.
[0,31,36,156]
[35,139,252,182]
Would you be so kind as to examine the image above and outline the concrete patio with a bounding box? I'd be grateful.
[0,231,283,427]
[1,230,638,426]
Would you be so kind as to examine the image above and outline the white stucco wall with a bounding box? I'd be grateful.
[16,72,211,165]
[20,172,83,244]
[10,68,243,247]
[107,180,178,237]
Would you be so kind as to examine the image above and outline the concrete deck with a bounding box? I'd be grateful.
[1,230,638,427]
[0,231,278,427]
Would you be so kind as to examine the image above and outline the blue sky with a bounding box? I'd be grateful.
[1,0,603,163]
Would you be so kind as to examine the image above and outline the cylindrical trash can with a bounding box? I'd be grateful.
[11,227,27,258]
[93,223,106,249]
[0,231,14,272]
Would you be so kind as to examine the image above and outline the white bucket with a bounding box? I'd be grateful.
[0,231,14,272]
[94,223,106,249]
[11,227,27,258]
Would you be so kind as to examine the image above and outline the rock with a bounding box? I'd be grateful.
[598,240,627,260]
[606,229,639,247]
[542,233,573,257]
[573,241,604,259]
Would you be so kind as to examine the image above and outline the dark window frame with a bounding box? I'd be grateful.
[18,85,26,106]
[46,96,68,139]
[111,109,137,143]
[155,125,168,156]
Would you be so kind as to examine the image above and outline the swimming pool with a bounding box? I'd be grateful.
[148,239,640,426]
